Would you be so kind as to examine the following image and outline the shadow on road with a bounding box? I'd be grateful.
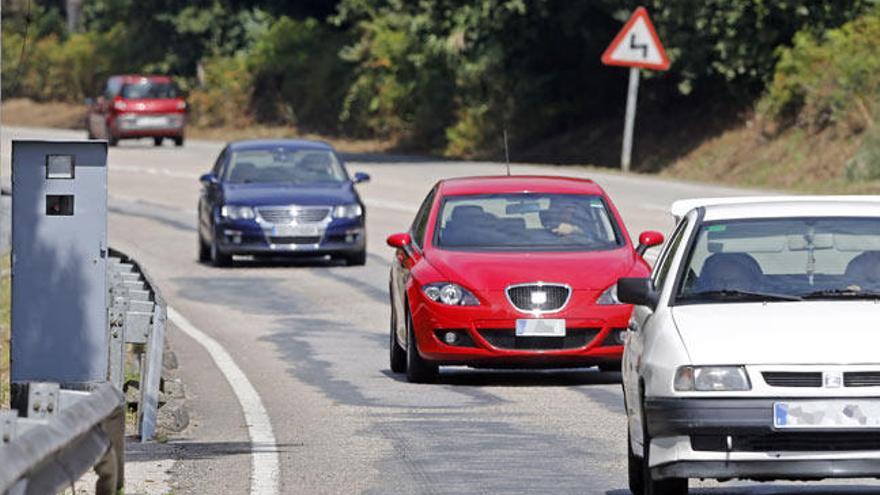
[381,367,621,387]
[605,485,880,494]
[126,440,298,462]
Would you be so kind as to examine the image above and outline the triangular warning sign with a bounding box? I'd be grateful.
[601,7,670,71]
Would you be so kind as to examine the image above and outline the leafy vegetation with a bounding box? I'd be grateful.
[0,0,873,160]
[763,8,880,133]
[667,6,880,192]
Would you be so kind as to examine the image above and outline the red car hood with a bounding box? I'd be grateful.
[122,98,183,113]
[425,248,637,290]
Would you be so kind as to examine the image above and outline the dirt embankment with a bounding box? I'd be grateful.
[1,98,395,154]
[663,115,880,194]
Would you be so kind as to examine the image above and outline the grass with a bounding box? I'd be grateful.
[663,117,880,194]
[1,254,10,408]
[0,98,395,155]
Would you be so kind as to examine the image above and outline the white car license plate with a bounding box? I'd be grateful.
[515,319,566,337]
[138,116,168,127]
[774,400,880,429]
[272,224,321,237]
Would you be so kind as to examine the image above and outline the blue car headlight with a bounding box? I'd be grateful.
[333,203,363,219]
[220,205,255,220]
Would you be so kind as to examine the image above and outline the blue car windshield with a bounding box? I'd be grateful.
[434,193,622,251]
[224,149,347,184]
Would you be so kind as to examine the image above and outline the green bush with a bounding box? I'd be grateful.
[188,55,254,128]
[248,16,354,134]
[763,8,880,130]
[2,24,128,102]
[846,127,880,181]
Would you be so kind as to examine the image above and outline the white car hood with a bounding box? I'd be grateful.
[671,301,880,365]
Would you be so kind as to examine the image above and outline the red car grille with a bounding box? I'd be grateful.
[477,328,599,351]
[506,284,570,313]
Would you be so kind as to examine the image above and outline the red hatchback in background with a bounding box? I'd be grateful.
[86,75,187,147]
[387,176,664,383]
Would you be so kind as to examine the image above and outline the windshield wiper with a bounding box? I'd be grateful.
[802,288,880,300]
[687,289,803,302]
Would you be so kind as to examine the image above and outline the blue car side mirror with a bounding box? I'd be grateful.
[199,173,218,185]
[353,172,370,184]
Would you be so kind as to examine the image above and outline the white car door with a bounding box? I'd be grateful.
[623,210,696,448]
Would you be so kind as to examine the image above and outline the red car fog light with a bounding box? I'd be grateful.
[601,328,628,346]
[433,329,476,348]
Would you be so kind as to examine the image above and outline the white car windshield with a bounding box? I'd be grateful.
[676,217,880,303]
[434,193,622,251]
[225,149,346,184]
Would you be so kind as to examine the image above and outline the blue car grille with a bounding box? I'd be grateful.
[257,206,331,224]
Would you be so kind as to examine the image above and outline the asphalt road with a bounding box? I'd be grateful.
[2,126,878,494]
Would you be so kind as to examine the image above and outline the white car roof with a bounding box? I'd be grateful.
[670,196,880,221]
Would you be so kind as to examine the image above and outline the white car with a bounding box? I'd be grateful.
[617,197,880,495]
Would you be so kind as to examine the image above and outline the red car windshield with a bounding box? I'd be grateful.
[121,81,179,99]
[434,193,623,251]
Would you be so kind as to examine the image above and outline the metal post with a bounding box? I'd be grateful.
[139,304,165,441]
[620,67,641,172]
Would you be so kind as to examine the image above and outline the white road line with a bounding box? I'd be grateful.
[112,164,198,180]
[167,307,280,495]
[640,203,668,212]
[362,198,417,213]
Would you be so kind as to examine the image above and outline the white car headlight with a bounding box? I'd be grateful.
[220,205,255,220]
[333,203,363,219]
[674,366,751,392]
[422,282,479,306]
[596,284,620,305]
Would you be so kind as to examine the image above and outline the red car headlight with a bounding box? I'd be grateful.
[596,284,622,305]
[422,282,479,306]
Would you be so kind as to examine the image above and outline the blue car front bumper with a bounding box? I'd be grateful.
[213,217,365,257]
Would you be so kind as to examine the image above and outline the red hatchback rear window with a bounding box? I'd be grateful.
[121,81,179,99]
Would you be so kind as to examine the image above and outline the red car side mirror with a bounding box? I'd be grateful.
[386,232,412,249]
[636,230,664,256]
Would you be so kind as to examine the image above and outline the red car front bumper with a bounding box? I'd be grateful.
[409,288,630,368]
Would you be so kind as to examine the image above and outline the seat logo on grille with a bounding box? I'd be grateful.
[530,291,547,305]
[824,371,843,388]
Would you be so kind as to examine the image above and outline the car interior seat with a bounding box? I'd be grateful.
[441,205,492,246]
[844,251,880,287]
[228,161,257,183]
[298,153,333,181]
[693,252,764,293]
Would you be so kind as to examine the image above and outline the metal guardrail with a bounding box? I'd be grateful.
[0,382,125,495]
[107,248,166,442]
[0,245,166,493]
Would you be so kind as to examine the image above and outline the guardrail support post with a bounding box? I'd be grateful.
[139,304,166,441]
[94,404,125,495]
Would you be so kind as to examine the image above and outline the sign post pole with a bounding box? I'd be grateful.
[601,6,670,172]
[621,67,640,173]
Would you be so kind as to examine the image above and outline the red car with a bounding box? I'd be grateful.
[86,75,187,147]
[386,176,664,383]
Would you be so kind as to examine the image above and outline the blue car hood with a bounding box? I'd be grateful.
[222,182,358,206]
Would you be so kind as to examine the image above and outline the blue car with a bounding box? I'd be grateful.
[197,139,370,266]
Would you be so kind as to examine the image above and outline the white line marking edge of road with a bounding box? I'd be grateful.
[167,306,280,495]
